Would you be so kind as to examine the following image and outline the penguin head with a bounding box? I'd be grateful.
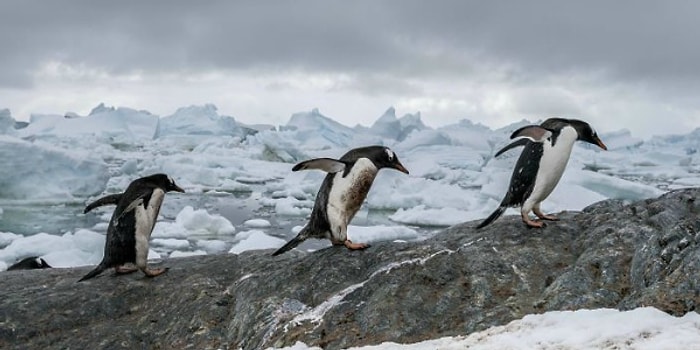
[147,173,186,193]
[374,147,409,174]
[569,119,607,150]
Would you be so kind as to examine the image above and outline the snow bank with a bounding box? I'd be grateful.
[270,307,700,350]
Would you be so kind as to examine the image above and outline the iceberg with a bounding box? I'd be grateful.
[0,135,109,200]
[19,103,159,142]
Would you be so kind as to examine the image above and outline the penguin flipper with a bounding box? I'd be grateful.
[77,262,108,282]
[494,138,531,157]
[292,158,346,173]
[495,126,553,157]
[83,193,123,214]
[476,206,507,229]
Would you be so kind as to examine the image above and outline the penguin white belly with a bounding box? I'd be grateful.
[326,158,378,242]
[134,189,164,267]
[524,127,578,210]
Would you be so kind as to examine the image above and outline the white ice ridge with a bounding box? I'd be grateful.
[286,249,455,329]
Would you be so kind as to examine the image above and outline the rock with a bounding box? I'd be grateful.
[1,189,699,349]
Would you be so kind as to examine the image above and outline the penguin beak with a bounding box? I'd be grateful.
[593,135,608,151]
[393,162,410,174]
[172,185,185,193]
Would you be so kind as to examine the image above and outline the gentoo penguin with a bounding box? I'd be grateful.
[272,146,409,256]
[477,118,607,229]
[78,173,184,282]
[7,256,51,271]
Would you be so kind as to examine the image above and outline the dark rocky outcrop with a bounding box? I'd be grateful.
[1,189,699,349]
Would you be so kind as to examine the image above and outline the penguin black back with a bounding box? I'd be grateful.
[79,173,184,281]
[272,145,408,256]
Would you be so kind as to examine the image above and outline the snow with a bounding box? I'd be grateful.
[1,103,699,346]
[244,219,272,228]
[270,308,700,350]
[389,205,474,227]
[228,229,287,254]
[152,206,235,238]
[3,103,694,265]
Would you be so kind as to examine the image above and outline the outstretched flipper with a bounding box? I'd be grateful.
[78,262,109,282]
[83,193,123,214]
[292,158,346,173]
[476,206,507,229]
[494,126,553,157]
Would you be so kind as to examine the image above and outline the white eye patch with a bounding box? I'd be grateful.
[385,148,395,161]
[168,175,175,185]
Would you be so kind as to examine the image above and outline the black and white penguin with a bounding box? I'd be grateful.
[7,256,51,271]
[477,118,607,229]
[272,146,409,256]
[78,173,184,282]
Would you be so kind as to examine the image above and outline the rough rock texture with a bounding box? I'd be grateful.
[1,189,699,349]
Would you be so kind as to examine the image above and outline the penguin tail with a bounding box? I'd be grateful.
[476,206,507,229]
[272,234,307,256]
[77,263,108,282]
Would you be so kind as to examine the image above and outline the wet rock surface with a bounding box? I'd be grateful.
[1,188,699,349]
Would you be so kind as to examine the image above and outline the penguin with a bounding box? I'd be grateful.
[7,256,51,270]
[83,193,123,214]
[272,146,409,256]
[477,118,607,229]
[78,173,184,282]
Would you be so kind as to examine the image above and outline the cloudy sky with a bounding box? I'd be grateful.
[1,1,698,137]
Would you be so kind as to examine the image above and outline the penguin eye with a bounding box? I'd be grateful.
[385,149,394,161]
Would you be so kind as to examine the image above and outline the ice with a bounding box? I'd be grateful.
[152,206,235,238]
[0,109,17,136]
[274,197,314,216]
[269,307,700,350]
[0,231,21,247]
[244,219,272,228]
[156,104,252,138]
[229,229,287,254]
[285,108,357,149]
[345,225,420,244]
[195,239,229,254]
[152,238,191,250]
[2,103,698,275]
[390,205,477,227]
[19,103,159,142]
[169,250,207,258]
[0,135,109,200]
[0,230,104,269]
[367,107,427,142]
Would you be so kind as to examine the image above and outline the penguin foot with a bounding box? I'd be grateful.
[143,267,169,278]
[534,208,558,221]
[115,265,138,275]
[344,240,370,250]
[522,214,546,228]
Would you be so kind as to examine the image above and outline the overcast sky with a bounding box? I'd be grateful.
[1,1,698,138]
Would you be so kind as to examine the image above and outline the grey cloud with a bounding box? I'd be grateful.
[1,0,699,119]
